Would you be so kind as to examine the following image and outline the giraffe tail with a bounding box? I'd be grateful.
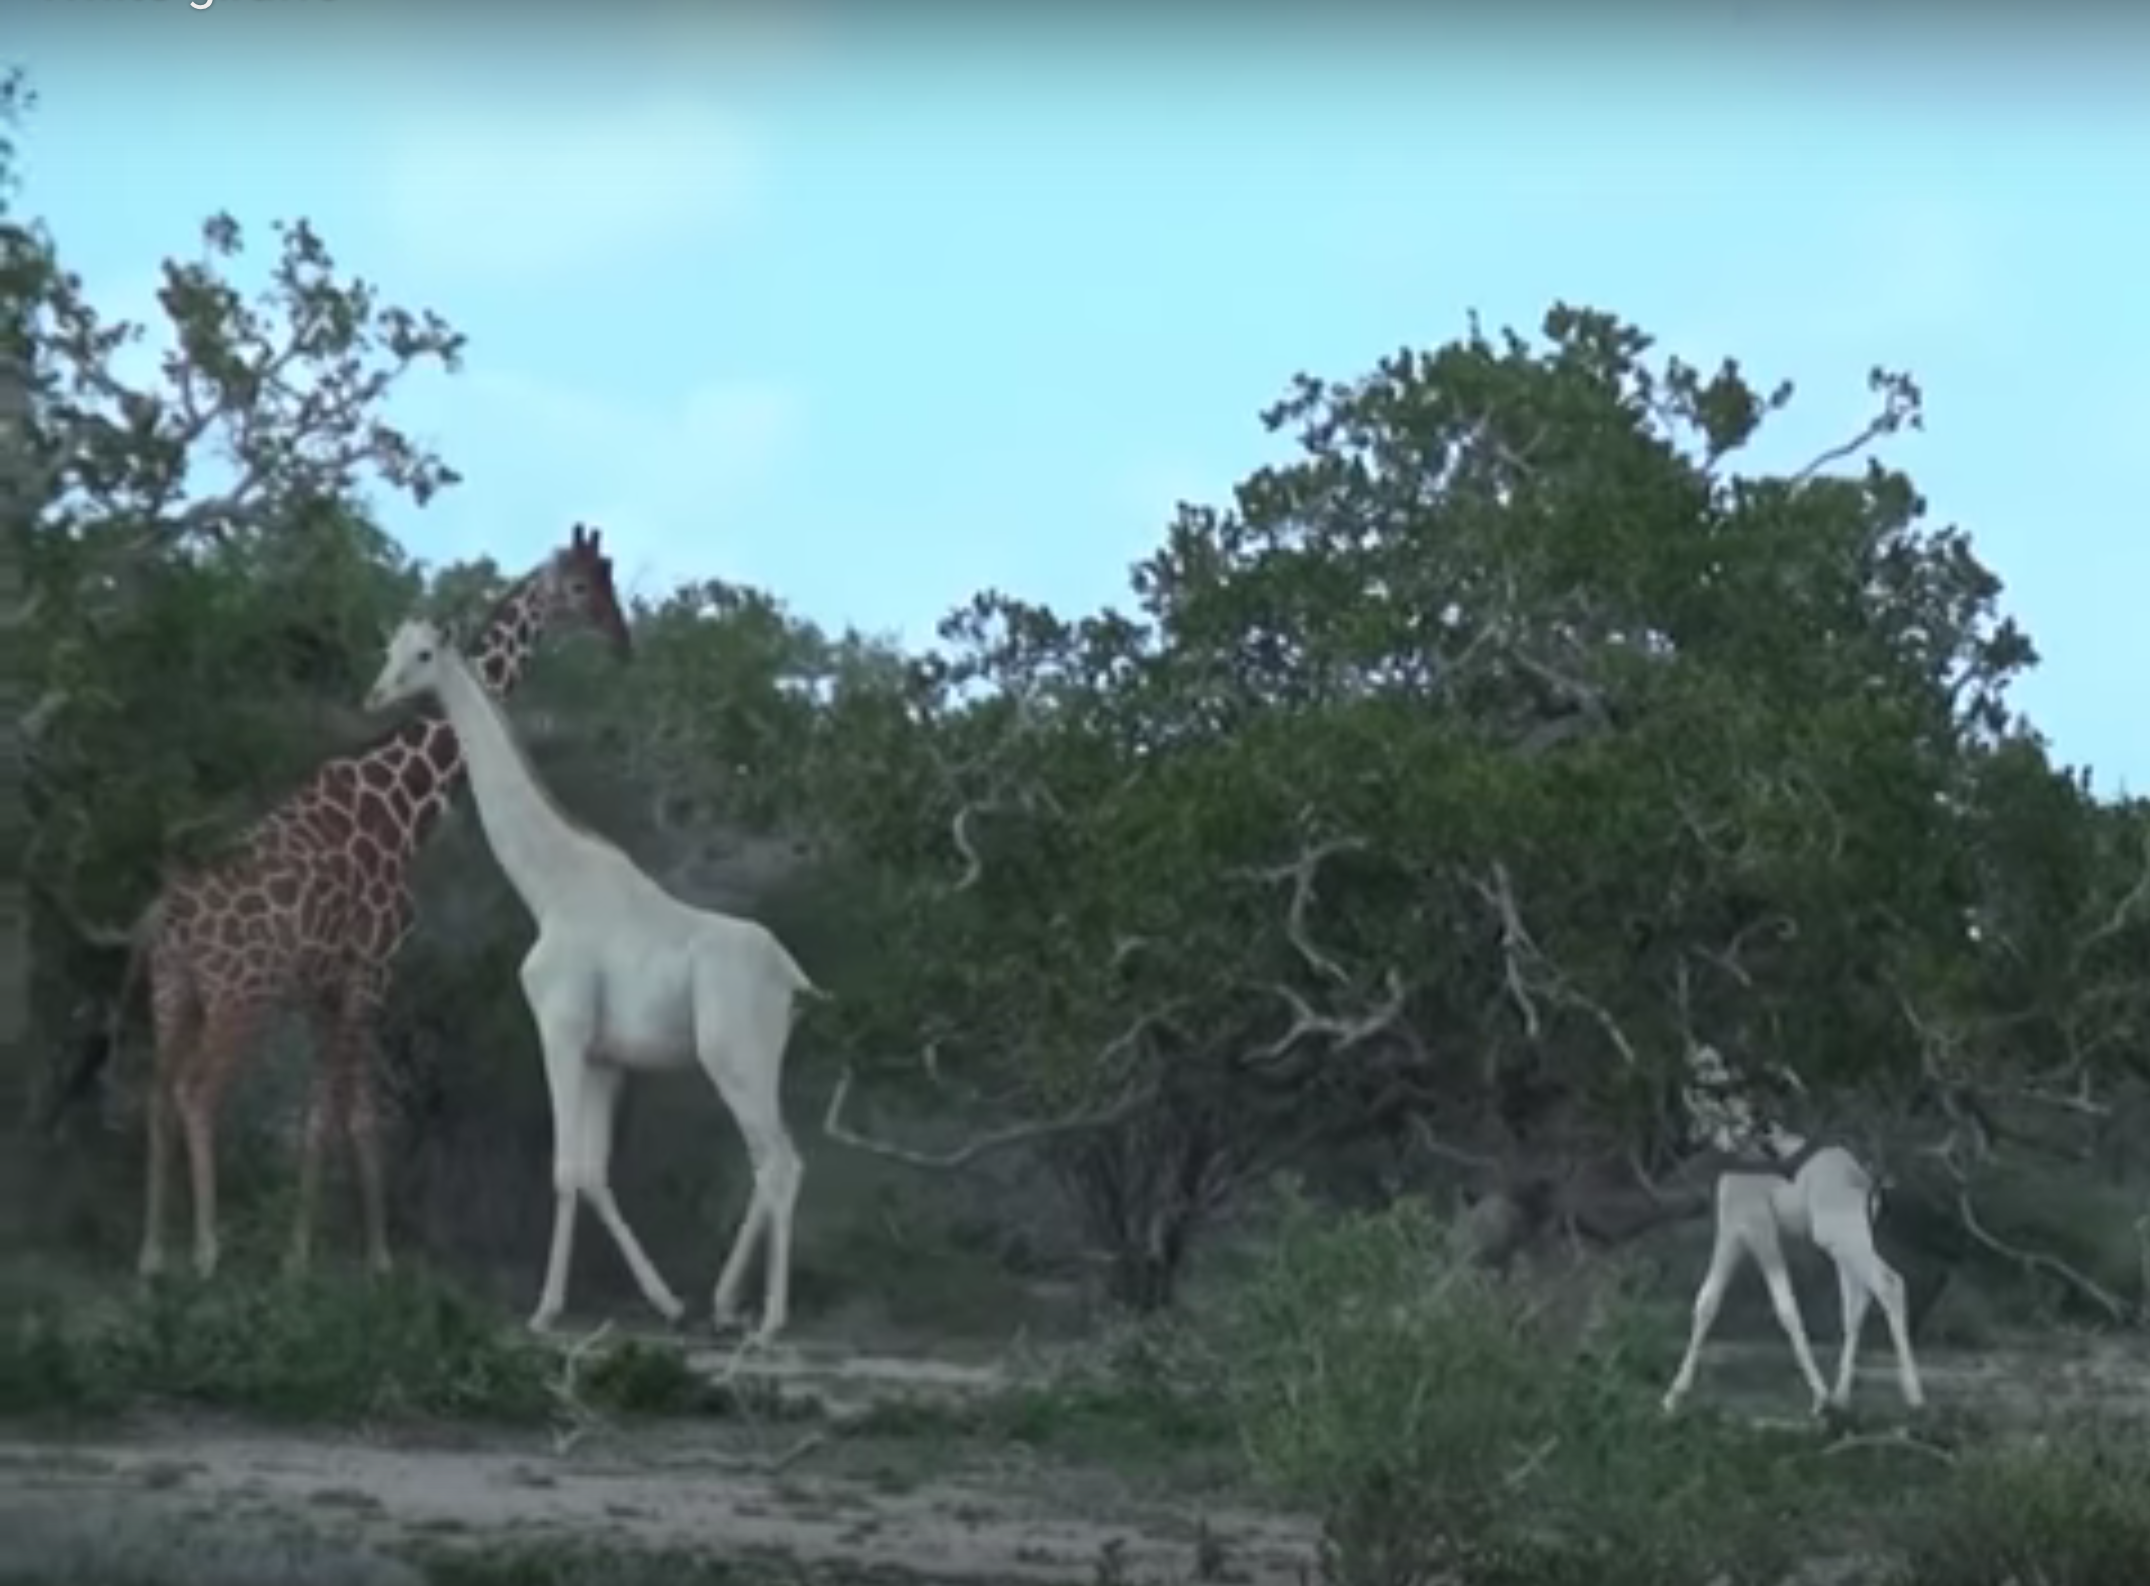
[43,897,164,1138]
[772,939,833,1006]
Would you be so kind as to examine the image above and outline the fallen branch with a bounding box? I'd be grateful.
[1820,1429,1957,1466]
[544,1320,616,1456]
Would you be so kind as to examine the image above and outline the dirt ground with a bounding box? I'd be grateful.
[4,1332,2149,1586]
[0,1419,1316,1584]
[0,1341,1313,1586]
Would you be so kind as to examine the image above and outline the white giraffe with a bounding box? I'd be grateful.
[363,617,814,1340]
[1660,1043,1924,1418]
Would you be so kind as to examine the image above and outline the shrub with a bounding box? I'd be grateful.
[1217,1187,1824,1586]
[1886,1419,2150,1586]
[0,1269,552,1422]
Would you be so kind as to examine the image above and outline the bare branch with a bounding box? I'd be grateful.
[950,802,987,892]
[1575,999,1641,1069]
[2076,825,2150,959]
[29,874,141,950]
[1786,373,1919,489]
[1942,1161,2132,1327]
[1232,832,1367,985]
[1472,861,1543,1040]
[1109,933,1153,972]
[1460,400,1549,486]
[821,1010,1179,1171]
[822,1069,1157,1170]
[2012,1070,2111,1120]
[1467,858,1643,1069]
[1696,916,1799,988]
[1401,1113,1506,1176]
[923,708,1063,892]
[1251,967,1412,1066]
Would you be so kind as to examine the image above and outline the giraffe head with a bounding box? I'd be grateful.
[365,617,457,714]
[540,522,634,659]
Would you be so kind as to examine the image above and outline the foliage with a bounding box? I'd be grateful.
[6,68,2150,1573]
[0,1270,552,1422]
[797,304,2144,1312]
[1887,1421,2150,1586]
[1219,1189,1842,1586]
[2,76,460,956]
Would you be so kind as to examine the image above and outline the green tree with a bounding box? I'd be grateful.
[821,305,2060,1310]
[0,68,39,1131]
[0,68,463,1135]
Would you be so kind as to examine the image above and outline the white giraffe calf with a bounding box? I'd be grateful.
[1660,1044,1924,1418]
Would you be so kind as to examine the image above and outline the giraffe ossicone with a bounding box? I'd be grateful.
[364,617,817,1342]
[111,524,633,1285]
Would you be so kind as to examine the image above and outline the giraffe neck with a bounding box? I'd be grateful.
[371,569,562,862]
[465,572,559,697]
[427,645,593,922]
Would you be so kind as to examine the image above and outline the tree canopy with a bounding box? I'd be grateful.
[6,73,2144,1314]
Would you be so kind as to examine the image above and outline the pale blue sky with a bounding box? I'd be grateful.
[11,7,2150,789]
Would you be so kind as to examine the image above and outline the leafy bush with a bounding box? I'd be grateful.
[1887,1420,2150,1586]
[0,1269,552,1422]
[1218,1187,1827,1586]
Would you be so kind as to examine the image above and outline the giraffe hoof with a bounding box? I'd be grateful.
[527,1310,561,1337]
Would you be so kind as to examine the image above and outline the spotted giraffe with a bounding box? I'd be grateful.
[107,524,632,1282]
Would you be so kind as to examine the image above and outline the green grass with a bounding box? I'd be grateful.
[0,1267,553,1424]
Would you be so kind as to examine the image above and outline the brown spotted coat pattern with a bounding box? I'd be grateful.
[134,525,631,1281]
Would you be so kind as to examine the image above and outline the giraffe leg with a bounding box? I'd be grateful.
[338,981,396,1280]
[1814,1178,1925,1412]
[139,966,200,1282]
[1827,1248,1873,1409]
[292,994,393,1279]
[346,1058,393,1279]
[524,976,596,1335]
[1664,1213,1748,1414]
[177,999,260,1282]
[138,1073,175,1282]
[698,973,803,1341]
[286,1029,341,1278]
[572,1065,684,1325]
[1749,1219,1831,1415]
